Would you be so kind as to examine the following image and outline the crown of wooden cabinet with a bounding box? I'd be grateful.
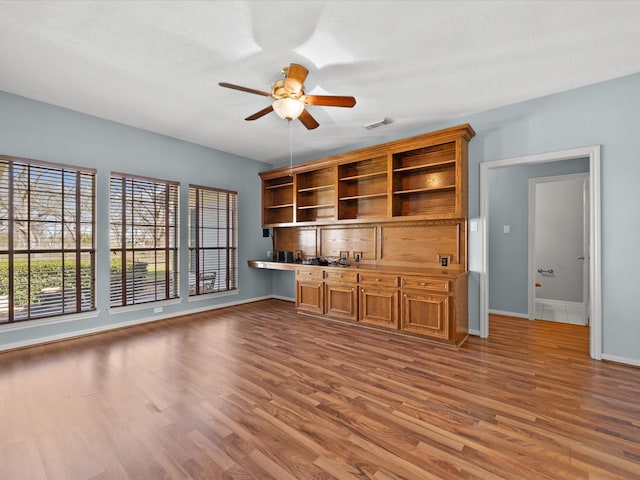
[259,124,474,226]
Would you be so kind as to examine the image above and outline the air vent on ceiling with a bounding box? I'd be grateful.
[364,118,393,130]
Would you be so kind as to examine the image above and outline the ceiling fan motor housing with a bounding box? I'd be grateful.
[272,79,304,100]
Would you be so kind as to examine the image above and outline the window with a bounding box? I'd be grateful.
[110,173,178,307]
[188,185,237,295]
[0,155,95,324]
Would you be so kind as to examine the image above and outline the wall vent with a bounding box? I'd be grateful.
[364,118,393,130]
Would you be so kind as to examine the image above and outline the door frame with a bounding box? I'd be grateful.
[479,146,601,360]
[528,172,590,324]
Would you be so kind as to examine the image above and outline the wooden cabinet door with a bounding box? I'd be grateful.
[359,287,399,328]
[325,282,357,321]
[401,291,449,338]
[296,281,324,314]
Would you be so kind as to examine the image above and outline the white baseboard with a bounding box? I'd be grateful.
[0,295,286,352]
[271,295,295,302]
[601,353,640,368]
[489,309,529,319]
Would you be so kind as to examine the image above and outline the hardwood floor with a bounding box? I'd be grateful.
[1,300,639,479]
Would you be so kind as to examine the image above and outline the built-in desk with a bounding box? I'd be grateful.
[249,260,468,346]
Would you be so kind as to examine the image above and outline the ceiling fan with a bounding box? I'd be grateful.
[219,63,356,130]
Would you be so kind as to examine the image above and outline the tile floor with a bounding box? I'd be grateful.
[535,299,587,325]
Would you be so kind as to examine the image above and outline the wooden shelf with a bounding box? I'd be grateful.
[393,185,455,195]
[297,204,334,210]
[339,193,387,201]
[339,171,387,182]
[267,203,294,209]
[393,159,456,173]
[297,184,333,193]
[264,182,293,190]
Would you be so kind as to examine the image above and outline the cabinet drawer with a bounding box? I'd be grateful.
[401,276,450,292]
[324,269,359,283]
[358,272,399,287]
[296,268,324,281]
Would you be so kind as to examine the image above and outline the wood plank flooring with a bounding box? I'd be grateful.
[1,300,639,479]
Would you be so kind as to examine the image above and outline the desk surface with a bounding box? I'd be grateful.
[248,260,466,279]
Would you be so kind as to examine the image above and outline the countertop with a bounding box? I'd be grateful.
[247,260,467,279]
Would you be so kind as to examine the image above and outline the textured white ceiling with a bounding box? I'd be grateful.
[1,1,640,165]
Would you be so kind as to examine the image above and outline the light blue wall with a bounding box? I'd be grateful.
[487,159,589,314]
[469,73,640,361]
[0,90,274,349]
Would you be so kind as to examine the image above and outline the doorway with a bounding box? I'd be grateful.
[479,146,601,360]
[529,173,589,325]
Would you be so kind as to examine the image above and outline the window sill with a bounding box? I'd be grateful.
[108,297,181,315]
[0,309,101,333]
[188,289,239,303]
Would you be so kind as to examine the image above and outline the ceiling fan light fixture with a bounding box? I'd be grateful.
[272,97,305,120]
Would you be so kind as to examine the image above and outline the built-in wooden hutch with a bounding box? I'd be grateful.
[250,124,475,346]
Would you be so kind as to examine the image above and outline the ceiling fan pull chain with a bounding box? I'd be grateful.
[289,119,294,177]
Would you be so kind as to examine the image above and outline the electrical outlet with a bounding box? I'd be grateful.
[437,254,453,266]
[353,251,362,262]
[340,251,349,261]
[154,306,163,313]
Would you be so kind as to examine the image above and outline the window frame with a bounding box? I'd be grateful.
[188,184,238,296]
[0,155,96,324]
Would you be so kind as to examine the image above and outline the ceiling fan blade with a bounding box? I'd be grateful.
[304,95,356,108]
[284,63,309,94]
[298,109,319,130]
[218,82,272,97]
[245,105,274,121]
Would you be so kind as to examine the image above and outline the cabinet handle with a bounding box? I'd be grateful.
[420,282,426,286]
[376,278,381,282]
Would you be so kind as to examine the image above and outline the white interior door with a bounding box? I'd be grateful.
[531,173,589,325]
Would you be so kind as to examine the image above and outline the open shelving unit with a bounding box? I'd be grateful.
[259,124,474,226]
[391,141,459,219]
[262,175,294,225]
[337,156,388,220]
[296,166,336,223]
